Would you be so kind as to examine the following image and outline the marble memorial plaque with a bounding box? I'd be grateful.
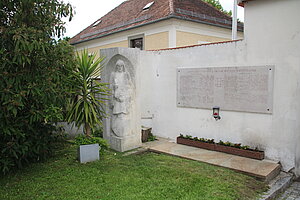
[177,66,274,114]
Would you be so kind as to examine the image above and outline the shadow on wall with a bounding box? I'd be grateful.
[57,122,84,139]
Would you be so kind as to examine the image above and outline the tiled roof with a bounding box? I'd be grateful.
[70,0,244,45]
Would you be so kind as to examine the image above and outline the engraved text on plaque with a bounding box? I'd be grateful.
[177,66,274,114]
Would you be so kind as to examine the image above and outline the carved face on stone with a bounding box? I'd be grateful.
[116,60,125,72]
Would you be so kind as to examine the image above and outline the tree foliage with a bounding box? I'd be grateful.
[0,0,75,174]
[203,0,232,16]
[67,50,110,137]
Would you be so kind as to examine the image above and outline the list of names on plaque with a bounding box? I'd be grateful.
[177,66,274,114]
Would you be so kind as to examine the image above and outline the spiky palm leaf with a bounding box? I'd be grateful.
[67,50,110,136]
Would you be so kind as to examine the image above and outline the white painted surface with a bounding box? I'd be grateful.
[232,0,238,40]
[173,19,243,40]
[138,0,300,172]
[169,24,176,48]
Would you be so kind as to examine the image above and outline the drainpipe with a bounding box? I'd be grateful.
[232,0,238,40]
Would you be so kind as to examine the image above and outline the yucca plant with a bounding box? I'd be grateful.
[67,50,110,136]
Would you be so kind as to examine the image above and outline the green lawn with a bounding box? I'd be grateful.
[0,144,267,200]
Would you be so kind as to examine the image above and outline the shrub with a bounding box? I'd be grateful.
[74,135,109,154]
[92,126,103,138]
[0,0,74,174]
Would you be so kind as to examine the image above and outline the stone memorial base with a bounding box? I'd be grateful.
[110,135,141,152]
[77,144,100,163]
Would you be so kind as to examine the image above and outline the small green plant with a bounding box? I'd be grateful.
[147,135,156,142]
[92,126,103,138]
[74,135,109,154]
[180,134,215,144]
[185,135,193,140]
[242,145,251,150]
[207,139,215,144]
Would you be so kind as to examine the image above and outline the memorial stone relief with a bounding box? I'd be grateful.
[100,48,141,152]
[110,59,134,138]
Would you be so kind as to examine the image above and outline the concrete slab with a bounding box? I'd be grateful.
[259,172,293,200]
[143,138,281,181]
[276,181,300,200]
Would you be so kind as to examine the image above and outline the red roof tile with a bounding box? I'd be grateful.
[70,0,244,45]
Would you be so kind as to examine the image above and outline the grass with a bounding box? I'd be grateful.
[0,144,267,200]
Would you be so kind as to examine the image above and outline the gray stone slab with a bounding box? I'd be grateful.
[276,181,300,200]
[259,172,293,200]
[78,144,100,163]
[177,65,274,114]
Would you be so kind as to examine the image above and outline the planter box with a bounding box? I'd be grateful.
[177,137,215,151]
[141,127,152,143]
[176,137,264,160]
[77,144,100,163]
[215,144,264,160]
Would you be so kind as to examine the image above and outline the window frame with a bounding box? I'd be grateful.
[128,34,145,50]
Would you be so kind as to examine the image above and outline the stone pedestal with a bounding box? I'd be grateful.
[110,135,141,152]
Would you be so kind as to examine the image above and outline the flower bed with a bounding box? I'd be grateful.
[177,135,264,160]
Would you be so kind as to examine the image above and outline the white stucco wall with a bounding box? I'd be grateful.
[244,0,300,172]
[139,0,300,172]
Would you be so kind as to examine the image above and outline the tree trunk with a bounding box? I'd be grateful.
[85,123,91,137]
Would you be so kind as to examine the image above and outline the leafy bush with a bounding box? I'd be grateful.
[0,0,74,174]
[74,135,109,154]
[92,126,103,138]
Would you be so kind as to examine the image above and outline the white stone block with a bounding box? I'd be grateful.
[77,144,100,163]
